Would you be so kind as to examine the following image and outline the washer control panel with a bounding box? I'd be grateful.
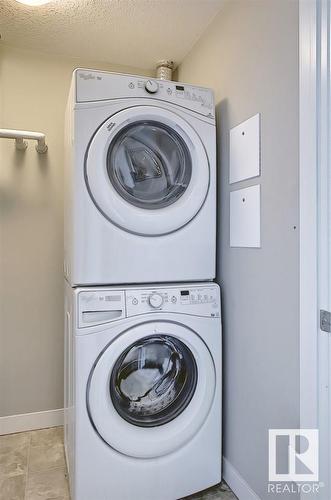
[77,285,220,328]
[126,285,220,318]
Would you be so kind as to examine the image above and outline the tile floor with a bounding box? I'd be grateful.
[0,426,237,500]
[185,482,237,500]
[0,427,68,500]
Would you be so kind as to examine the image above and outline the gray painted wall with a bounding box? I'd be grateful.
[178,1,300,498]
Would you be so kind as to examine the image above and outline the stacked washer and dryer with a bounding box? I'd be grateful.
[64,68,221,500]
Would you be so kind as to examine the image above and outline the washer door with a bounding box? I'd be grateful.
[85,106,209,236]
[87,321,215,458]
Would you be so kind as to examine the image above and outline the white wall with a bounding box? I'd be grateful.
[178,1,299,498]
[0,46,151,417]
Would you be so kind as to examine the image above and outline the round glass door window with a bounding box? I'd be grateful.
[110,335,197,427]
[107,121,192,210]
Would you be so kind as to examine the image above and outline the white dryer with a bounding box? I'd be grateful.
[64,282,222,500]
[64,69,216,286]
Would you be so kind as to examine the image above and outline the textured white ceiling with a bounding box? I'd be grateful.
[0,0,225,70]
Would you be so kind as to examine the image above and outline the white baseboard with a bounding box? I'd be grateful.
[0,408,64,435]
[223,457,260,500]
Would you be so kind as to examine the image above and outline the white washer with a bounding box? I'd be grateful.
[64,282,222,500]
[64,69,216,286]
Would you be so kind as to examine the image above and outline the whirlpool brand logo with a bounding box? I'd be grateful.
[79,72,103,81]
[79,72,95,80]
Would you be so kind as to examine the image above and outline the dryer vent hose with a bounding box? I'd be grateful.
[156,60,174,81]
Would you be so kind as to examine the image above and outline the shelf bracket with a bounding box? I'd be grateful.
[0,128,48,154]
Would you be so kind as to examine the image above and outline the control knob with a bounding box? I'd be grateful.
[145,80,159,94]
[149,293,163,308]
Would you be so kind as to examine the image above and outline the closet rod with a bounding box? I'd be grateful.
[0,128,48,153]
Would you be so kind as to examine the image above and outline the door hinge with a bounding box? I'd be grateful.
[320,310,331,333]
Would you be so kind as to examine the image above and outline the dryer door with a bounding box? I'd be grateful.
[87,321,215,458]
[85,106,210,236]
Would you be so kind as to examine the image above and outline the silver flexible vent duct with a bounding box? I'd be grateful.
[156,60,174,81]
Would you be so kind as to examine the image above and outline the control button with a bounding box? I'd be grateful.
[145,80,159,94]
[149,293,163,308]
[171,296,177,303]
[132,298,138,305]
[128,82,135,89]
[167,88,172,95]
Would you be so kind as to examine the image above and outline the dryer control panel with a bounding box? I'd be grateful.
[74,69,215,118]
[77,284,220,327]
